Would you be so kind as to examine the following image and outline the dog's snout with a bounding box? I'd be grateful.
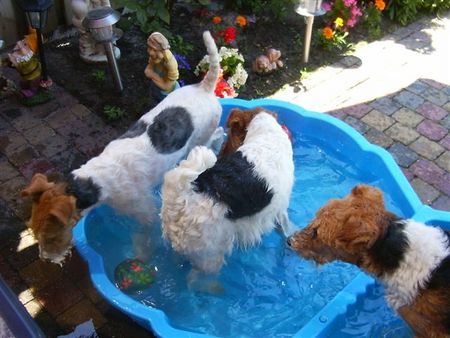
[287,236,293,247]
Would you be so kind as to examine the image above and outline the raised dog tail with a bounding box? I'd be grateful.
[200,31,220,93]
[163,146,217,194]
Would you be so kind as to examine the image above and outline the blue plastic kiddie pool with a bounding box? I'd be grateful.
[74,99,450,337]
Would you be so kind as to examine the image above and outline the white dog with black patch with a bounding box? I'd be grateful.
[161,108,295,287]
[21,31,223,265]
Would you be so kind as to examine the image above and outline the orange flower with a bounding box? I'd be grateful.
[212,16,222,24]
[322,27,334,39]
[235,15,247,27]
[375,0,385,11]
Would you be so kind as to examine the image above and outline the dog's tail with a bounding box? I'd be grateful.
[162,146,217,200]
[161,146,217,243]
[200,31,220,93]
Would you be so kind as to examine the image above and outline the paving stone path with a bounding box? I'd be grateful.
[0,11,449,337]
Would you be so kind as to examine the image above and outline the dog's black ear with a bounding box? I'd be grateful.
[21,173,55,201]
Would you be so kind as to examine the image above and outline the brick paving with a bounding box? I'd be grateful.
[0,10,449,338]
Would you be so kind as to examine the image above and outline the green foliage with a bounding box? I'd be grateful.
[103,105,126,121]
[421,0,450,13]
[92,69,106,82]
[114,0,173,34]
[386,0,419,25]
[225,0,296,20]
[316,29,354,54]
[364,4,383,38]
[387,0,450,26]
[169,35,194,55]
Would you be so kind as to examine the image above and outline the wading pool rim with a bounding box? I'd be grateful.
[73,98,450,337]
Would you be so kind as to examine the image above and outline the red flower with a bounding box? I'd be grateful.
[130,262,143,272]
[223,27,237,44]
[120,277,133,289]
[215,78,236,98]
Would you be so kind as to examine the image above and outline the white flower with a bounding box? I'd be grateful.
[194,46,248,90]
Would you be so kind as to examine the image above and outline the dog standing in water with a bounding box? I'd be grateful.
[288,184,450,338]
[161,108,295,290]
[22,31,223,265]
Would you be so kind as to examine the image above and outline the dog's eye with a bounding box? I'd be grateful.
[311,228,317,239]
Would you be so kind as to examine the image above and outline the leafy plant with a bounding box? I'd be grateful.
[316,28,353,54]
[386,0,419,25]
[103,105,126,121]
[169,35,194,55]
[92,69,106,82]
[114,0,174,34]
[224,0,296,20]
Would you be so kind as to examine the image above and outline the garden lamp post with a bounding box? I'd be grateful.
[296,0,326,63]
[16,0,53,82]
[82,7,123,92]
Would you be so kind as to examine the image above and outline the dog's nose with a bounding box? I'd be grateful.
[286,236,293,247]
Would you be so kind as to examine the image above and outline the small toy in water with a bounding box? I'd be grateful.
[281,124,292,142]
[114,258,156,293]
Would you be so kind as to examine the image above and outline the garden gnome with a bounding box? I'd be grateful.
[144,32,179,102]
[7,32,47,99]
[71,0,120,63]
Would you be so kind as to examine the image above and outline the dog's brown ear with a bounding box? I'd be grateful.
[351,185,384,209]
[21,173,55,200]
[337,213,381,254]
[49,196,77,228]
[227,108,245,131]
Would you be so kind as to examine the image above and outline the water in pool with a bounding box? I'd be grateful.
[85,130,406,337]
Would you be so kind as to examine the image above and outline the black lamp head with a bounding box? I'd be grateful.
[16,0,53,29]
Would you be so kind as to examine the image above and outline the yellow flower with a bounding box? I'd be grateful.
[212,16,222,24]
[334,17,344,27]
[375,0,385,11]
[235,15,247,27]
[323,27,334,39]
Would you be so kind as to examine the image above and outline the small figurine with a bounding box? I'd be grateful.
[7,31,52,105]
[71,0,120,63]
[144,32,180,102]
[252,48,284,74]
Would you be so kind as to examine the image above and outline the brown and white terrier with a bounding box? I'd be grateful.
[287,184,450,338]
[220,107,277,157]
[21,174,79,265]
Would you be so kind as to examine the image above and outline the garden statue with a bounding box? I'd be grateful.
[144,32,180,102]
[6,31,52,105]
[252,48,284,74]
[71,0,120,63]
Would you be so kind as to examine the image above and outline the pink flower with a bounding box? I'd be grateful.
[322,2,332,11]
[351,6,362,17]
[347,18,357,27]
[343,0,356,7]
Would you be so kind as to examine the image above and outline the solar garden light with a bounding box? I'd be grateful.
[82,6,123,92]
[295,0,326,63]
[16,0,53,82]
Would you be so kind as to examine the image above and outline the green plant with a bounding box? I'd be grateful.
[386,0,420,25]
[114,0,175,34]
[92,69,106,82]
[169,35,194,55]
[103,105,126,121]
[364,3,383,38]
[316,28,353,54]
[224,0,296,20]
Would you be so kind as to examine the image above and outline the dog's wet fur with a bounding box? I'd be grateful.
[287,184,450,338]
